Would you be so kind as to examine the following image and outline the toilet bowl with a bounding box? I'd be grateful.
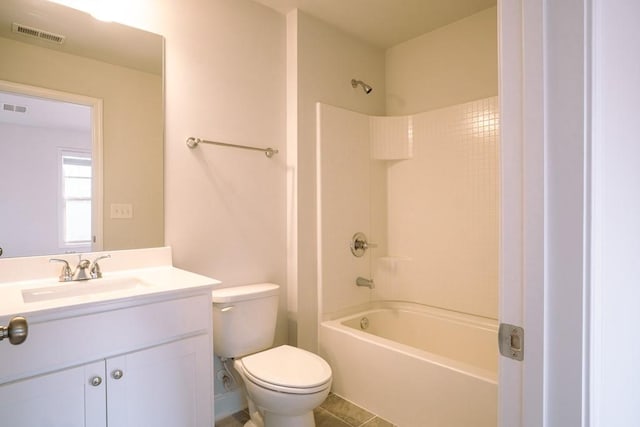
[211,284,333,427]
[234,345,332,427]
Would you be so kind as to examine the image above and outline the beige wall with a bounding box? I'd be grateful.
[115,0,287,345]
[107,0,286,417]
[0,36,163,251]
[385,6,497,115]
[288,10,386,351]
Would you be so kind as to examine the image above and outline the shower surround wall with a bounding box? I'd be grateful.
[376,97,498,318]
[318,96,499,319]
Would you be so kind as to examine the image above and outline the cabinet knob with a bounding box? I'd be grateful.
[112,369,123,380]
[90,376,102,387]
[0,316,28,345]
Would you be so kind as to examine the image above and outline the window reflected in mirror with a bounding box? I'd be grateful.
[61,150,92,250]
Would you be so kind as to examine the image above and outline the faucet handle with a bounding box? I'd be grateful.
[350,232,377,257]
[90,254,111,279]
[49,258,72,282]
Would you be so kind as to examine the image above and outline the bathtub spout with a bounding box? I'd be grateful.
[356,277,374,289]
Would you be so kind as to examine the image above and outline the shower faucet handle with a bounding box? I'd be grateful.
[350,232,377,257]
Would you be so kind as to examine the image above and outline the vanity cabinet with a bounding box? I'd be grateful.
[0,360,105,426]
[106,334,210,426]
[0,292,214,427]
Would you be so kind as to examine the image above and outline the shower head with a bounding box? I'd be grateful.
[351,79,373,94]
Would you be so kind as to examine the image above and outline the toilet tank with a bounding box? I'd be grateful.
[211,283,279,358]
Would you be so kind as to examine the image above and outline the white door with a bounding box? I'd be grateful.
[0,360,106,427]
[106,334,212,427]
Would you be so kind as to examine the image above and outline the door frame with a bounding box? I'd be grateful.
[500,0,596,425]
[498,0,545,425]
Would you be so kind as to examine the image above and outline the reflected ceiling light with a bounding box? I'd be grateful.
[46,0,119,22]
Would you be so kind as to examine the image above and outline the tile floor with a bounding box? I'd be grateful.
[216,393,396,427]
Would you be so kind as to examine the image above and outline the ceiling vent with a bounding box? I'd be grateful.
[12,23,65,44]
[3,104,27,113]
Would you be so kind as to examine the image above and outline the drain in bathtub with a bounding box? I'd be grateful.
[360,317,369,330]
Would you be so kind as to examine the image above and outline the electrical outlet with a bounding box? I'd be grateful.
[110,203,133,219]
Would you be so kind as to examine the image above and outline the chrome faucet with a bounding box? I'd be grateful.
[71,256,92,281]
[356,277,375,289]
[49,254,111,282]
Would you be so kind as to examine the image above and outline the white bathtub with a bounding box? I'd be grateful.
[319,302,498,427]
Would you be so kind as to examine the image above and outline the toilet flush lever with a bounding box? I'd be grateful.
[350,232,377,257]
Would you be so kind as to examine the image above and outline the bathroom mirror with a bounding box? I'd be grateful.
[0,0,164,258]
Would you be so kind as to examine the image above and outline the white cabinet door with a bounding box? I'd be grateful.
[0,360,106,427]
[106,334,212,427]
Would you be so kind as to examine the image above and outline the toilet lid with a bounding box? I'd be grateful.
[240,345,332,392]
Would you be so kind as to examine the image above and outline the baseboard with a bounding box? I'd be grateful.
[214,389,247,421]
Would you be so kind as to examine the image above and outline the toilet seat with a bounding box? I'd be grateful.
[239,345,332,395]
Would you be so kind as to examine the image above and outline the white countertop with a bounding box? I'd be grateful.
[0,247,221,320]
[0,266,219,319]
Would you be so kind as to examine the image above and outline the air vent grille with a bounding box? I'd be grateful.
[12,23,65,44]
[2,104,27,113]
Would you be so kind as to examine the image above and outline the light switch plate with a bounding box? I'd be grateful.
[110,203,133,219]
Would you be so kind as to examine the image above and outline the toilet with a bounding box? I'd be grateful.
[211,283,332,427]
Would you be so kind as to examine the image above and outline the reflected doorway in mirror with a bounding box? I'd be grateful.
[0,80,103,258]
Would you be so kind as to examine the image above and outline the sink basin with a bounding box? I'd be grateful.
[22,276,152,303]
